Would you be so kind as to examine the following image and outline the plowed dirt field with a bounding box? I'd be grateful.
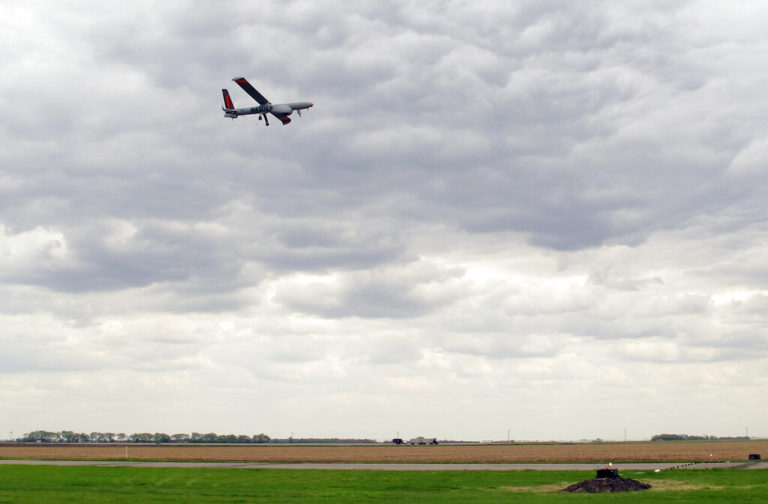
[1,441,765,463]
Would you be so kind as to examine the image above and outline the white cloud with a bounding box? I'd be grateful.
[1,0,767,441]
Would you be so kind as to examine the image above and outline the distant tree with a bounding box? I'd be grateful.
[130,433,153,443]
[171,433,190,443]
[22,431,57,443]
[651,433,708,441]
[90,432,115,443]
[251,434,270,443]
[59,431,89,443]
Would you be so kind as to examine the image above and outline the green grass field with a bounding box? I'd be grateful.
[0,465,766,503]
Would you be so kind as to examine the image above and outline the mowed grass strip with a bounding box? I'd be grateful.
[0,465,767,504]
[2,440,768,463]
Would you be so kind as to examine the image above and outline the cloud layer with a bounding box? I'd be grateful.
[1,0,767,440]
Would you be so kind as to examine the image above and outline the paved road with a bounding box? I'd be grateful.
[1,460,765,470]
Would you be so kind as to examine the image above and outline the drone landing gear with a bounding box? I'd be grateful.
[259,114,269,126]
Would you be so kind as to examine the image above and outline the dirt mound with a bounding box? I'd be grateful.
[562,477,652,493]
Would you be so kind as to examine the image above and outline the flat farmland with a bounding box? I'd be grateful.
[1,440,766,463]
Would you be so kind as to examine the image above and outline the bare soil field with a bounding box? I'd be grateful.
[1,440,765,464]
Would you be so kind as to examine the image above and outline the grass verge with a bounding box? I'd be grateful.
[0,465,766,503]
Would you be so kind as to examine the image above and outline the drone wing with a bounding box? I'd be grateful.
[232,77,270,105]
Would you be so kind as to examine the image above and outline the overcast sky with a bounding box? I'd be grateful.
[2,0,767,442]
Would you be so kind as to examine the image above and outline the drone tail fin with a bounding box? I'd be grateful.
[222,89,235,110]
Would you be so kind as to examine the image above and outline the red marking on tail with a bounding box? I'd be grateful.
[222,89,234,109]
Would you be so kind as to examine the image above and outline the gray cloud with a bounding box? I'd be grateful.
[274,260,465,318]
[2,0,768,440]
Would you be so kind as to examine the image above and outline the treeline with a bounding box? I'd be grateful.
[20,431,271,444]
[270,438,377,444]
[651,433,750,441]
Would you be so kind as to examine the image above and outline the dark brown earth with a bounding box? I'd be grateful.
[562,477,652,493]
